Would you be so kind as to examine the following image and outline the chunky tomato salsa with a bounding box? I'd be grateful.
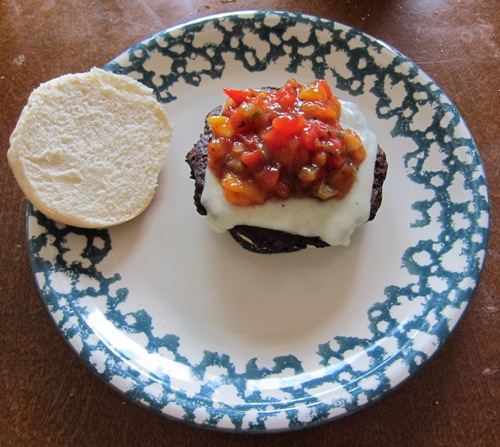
[207,79,367,207]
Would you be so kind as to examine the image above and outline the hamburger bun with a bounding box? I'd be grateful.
[7,67,172,228]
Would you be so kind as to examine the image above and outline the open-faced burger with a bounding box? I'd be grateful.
[186,79,387,253]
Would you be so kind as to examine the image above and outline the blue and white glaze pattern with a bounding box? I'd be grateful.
[27,11,489,431]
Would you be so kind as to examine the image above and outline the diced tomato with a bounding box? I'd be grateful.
[275,81,298,111]
[326,149,345,168]
[223,88,254,105]
[272,114,305,136]
[299,122,319,150]
[275,181,291,199]
[236,134,260,152]
[326,137,344,152]
[261,127,289,150]
[241,149,263,168]
[256,165,281,190]
[272,136,309,170]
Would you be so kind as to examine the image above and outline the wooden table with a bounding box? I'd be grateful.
[1,1,498,445]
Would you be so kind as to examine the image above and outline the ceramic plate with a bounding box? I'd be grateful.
[27,11,490,432]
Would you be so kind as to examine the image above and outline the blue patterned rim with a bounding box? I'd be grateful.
[27,10,489,432]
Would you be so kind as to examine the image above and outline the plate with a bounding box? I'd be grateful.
[27,10,490,432]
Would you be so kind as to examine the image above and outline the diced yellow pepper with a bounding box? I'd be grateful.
[342,129,362,151]
[300,101,337,121]
[208,116,236,138]
[299,83,329,102]
[342,129,366,165]
[221,172,266,206]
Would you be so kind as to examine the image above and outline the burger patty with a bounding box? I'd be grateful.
[186,106,388,253]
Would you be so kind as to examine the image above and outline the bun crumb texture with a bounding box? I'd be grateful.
[8,67,172,228]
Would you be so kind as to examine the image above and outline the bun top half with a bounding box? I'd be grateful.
[8,67,172,228]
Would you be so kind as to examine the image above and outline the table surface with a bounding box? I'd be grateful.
[1,1,498,446]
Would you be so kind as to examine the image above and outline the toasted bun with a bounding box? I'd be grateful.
[7,67,172,228]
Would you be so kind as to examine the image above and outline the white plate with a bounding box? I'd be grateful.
[27,11,490,432]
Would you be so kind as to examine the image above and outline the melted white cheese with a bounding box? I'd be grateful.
[201,100,378,246]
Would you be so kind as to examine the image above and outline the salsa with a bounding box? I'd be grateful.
[207,79,367,207]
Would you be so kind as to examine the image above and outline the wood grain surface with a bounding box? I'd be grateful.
[1,1,498,446]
